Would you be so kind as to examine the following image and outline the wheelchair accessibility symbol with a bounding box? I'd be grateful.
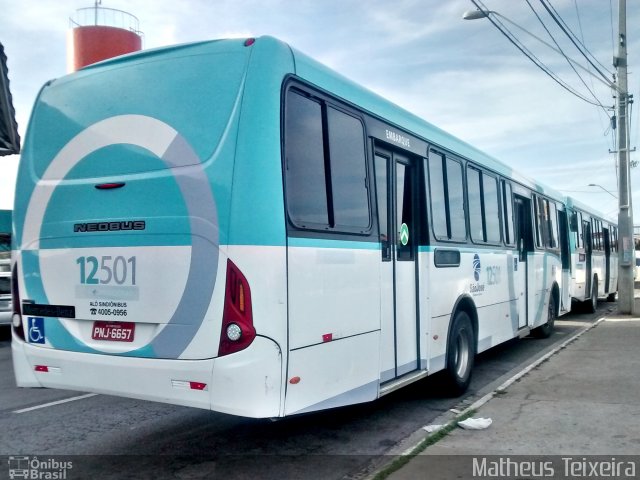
[27,317,45,344]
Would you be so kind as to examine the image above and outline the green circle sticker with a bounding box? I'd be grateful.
[400,223,409,246]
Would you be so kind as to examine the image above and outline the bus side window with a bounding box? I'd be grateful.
[577,212,583,249]
[445,158,466,241]
[284,91,328,228]
[375,154,390,260]
[583,220,591,251]
[427,152,448,240]
[326,106,370,231]
[534,196,549,248]
[502,181,515,246]
[284,89,371,234]
[483,174,501,243]
[426,152,466,242]
[549,201,559,249]
[467,167,483,242]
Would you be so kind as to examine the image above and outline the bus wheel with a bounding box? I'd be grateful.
[606,292,617,302]
[445,311,475,395]
[533,294,555,338]
[585,278,598,313]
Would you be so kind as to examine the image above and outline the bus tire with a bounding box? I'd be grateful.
[585,277,598,313]
[445,311,475,395]
[533,293,555,339]
[606,292,617,302]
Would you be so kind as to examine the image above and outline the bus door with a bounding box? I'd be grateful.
[558,209,571,313]
[584,221,593,296]
[374,147,419,382]
[514,195,534,329]
[603,227,611,293]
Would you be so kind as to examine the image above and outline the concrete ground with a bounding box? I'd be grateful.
[386,297,640,479]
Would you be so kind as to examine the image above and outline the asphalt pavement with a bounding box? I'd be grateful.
[383,294,640,480]
[0,296,625,480]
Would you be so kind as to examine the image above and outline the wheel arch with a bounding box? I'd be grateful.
[446,294,478,364]
[550,281,560,316]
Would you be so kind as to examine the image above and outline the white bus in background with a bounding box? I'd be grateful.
[0,258,11,325]
[565,197,618,312]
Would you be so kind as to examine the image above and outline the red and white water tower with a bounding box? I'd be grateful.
[67,2,143,72]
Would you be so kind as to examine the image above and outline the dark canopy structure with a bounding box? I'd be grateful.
[0,42,20,156]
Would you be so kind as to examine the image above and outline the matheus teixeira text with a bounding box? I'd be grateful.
[473,457,636,478]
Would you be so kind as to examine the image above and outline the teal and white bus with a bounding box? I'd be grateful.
[11,36,611,418]
[565,197,618,312]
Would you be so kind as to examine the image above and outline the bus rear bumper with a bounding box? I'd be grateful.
[12,334,283,416]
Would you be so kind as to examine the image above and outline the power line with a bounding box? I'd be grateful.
[525,0,609,115]
[573,0,614,136]
[544,0,614,78]
[539,0,614,83]
[573,0,599,97]
[469,0,610,108]
[562,189,613,194]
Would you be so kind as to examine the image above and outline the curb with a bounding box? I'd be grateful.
[360,315,608,480]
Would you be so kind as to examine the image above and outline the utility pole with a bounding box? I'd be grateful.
[616,0,635,314]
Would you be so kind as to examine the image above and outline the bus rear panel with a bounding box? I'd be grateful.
[12,37,291,417]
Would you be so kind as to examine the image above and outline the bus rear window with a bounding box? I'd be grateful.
[27,49,249,180]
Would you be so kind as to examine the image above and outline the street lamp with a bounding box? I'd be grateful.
[462,9,490,20]
[462,9,616,89]
[588,184,618,199]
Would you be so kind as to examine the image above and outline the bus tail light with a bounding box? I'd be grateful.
[218,260,255,357]
[11,265,25,341]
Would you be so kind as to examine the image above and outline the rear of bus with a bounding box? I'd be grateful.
[11,37,293,417]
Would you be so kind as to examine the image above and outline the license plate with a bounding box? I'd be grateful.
[92,321,135,342]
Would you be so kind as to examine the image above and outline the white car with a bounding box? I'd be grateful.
[0,261,11,325]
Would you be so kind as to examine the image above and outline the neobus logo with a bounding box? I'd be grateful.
[73,220,146,233]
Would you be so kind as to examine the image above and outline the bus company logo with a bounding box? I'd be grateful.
[470,254,485,294]
[8,456,73,479]
[473,254,481,281]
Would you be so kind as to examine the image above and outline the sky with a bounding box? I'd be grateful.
[1,0,639,222]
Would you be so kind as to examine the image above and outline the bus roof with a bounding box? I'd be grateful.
[37,35,566,202]
[565,195,616,223]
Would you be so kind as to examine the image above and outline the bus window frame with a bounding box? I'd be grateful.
[501,179,516,247]
[466,164,503,246]
[282,83,374,238]
[426,149,467,245]
[533,194,561,252]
